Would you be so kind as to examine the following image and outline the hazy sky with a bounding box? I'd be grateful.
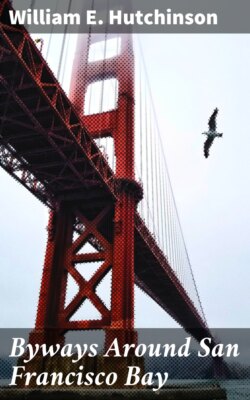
[140,34,250,328]
[1,33,250,329]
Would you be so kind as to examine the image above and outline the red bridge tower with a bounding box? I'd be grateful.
[30,32,142,349]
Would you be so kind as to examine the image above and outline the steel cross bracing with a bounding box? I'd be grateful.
[0,0,210,342]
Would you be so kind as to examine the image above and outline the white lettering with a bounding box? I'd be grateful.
[9,366,25,386]
[125,366,141,387]
[9,338,26,358]
[9,10,26,25]
[103,338,121,357]
[87,10,97,25]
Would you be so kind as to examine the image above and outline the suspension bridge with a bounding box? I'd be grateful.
[0,0,210,347]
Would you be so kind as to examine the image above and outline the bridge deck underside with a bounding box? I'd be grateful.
[0,2,209,341]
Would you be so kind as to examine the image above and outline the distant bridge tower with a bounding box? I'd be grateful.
[30,31,142,348]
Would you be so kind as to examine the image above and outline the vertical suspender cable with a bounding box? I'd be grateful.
[45,0,60,61]
[145,83,149,226]
[57,0,73,80]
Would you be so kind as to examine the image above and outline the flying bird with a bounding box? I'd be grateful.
[202,108,223,158]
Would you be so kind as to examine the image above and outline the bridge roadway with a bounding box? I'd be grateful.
[0,0,210,341]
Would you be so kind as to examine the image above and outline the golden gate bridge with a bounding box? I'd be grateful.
[0,0,211,347]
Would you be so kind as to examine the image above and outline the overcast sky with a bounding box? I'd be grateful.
[1,33,250,329]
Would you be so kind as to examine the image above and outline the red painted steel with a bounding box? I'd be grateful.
[31,30,142,346]
[69,33,140,347]
[0,0,211,345]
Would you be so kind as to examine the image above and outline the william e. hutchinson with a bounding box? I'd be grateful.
[9,8,218,27]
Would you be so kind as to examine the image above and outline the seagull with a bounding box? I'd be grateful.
[202,108,223,158]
